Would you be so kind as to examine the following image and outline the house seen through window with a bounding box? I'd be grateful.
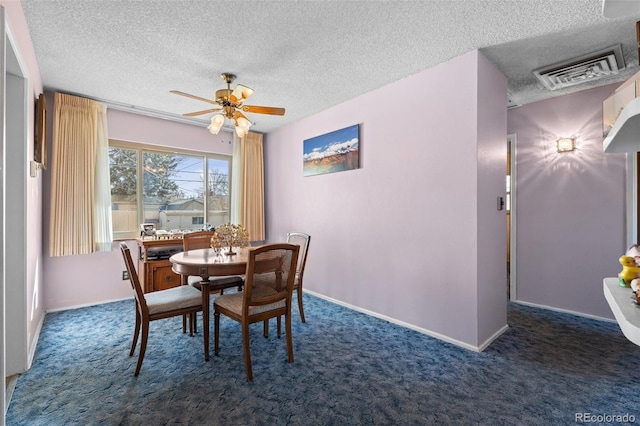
[109,142,231,239]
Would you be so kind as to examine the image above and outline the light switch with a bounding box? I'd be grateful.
[30,161,40,178]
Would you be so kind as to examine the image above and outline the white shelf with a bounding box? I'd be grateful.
[603,97,640,153]
[603,277,640,346]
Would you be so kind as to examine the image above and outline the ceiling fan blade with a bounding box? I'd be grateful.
[183,108,221,117]
[230,84,255,103]
[241,105,285,116]
[170,90,217,105]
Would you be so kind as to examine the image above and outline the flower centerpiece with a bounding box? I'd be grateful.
[210,223,249,255]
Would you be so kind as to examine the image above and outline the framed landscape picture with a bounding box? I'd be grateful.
[303,124,359,177]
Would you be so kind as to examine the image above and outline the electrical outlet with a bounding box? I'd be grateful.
[122,270,129,280]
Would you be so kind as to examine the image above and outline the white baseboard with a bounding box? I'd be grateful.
[26,313,45,370]
[304,289,494,352]
[513,299,616,323]
[477,324,509,352]
[45,296,134,314]
[5,374,18,415]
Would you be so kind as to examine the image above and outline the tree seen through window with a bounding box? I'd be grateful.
[109,145,231,238]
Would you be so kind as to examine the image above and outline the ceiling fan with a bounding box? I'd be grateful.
[171,73,285,137]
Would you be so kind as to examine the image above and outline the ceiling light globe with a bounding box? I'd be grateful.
[211,114,225,126]
[241,87,254,100]
[236,116,252,131]
[208,114,225,134]
[235,126,248,138]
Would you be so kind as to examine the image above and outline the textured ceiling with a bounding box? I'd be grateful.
[19,0,640,134]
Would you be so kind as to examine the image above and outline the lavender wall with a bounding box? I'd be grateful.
[476,53,509,345]
[42,109,233,311]
[507,84,626,319]
[264,51,507,349]
[107,109,234,155]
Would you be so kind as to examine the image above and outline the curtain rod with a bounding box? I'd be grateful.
[44,88,235,131]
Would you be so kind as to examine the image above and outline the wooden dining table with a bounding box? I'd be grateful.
[170,247,249,361]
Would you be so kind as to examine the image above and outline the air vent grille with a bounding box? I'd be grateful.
[533,45,625,91]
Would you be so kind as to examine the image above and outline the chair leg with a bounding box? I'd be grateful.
[214,310,220,356]
[285,313,294,363]
[263,319,269,338]
[130,309,141,356]
[182,314,187,334]
[242,321,253,381]
[134,320,149,376]
[297,288,306,323]
[193,312,198,334]
[277,316,282,338]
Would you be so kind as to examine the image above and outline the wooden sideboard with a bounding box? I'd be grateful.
[136,238,184,293]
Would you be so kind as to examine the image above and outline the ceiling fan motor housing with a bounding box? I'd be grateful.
[215,89,233,105]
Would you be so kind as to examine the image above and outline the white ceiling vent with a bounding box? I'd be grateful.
[533,45,625,91]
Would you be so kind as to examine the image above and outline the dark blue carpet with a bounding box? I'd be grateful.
[6,294,640,425]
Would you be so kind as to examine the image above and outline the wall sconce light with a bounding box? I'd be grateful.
[556,137,576,153]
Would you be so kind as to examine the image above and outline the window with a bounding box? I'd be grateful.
[207,157,230,230]
[109,141,231,239]
[109,146,139,239]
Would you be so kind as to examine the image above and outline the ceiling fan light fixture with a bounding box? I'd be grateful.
[208,114,225,134]
[234,112,251,128]
[232,112,249,136]
[231,84,254,102]
[235,125,248,138]
[234,116,252,138]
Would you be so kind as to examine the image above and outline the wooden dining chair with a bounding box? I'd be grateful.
[181,230,244,332]
[120,242,204,376]
[265,232,311,337]
[214,243,300,381]
[286,232,311,322]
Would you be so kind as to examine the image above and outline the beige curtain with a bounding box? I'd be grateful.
[239,132,265,241]
[49,93,102,256]
[93,104,113,252]
[230,133,242,225]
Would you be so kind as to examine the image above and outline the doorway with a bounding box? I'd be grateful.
[507,134,517,301]
[0,6,6,417]
[3,4,30,384]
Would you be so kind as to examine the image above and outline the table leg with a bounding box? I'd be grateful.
[201,280,210,361]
